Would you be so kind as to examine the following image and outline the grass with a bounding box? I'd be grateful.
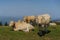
[0,25,60,40]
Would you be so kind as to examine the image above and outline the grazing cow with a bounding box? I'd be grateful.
[36,14,51,30]
[9,21,34,32]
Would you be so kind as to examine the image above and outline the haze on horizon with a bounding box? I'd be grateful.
[0,0,60,20]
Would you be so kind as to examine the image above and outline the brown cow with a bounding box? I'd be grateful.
[23,16,36,23]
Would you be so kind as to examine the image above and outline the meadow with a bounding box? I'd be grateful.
[0,25,60,40]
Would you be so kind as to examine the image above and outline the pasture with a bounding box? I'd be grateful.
[0,25,60,40]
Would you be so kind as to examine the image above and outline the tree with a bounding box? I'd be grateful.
[4,22,8,26]
[0,21,2,26]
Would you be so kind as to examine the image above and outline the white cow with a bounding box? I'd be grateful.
[36,14,51,28]
[49,23,57,26]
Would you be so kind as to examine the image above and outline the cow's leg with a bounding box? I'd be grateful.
[38,24,45,31]
[45,24,49,30]
[26,27,29,32]
[44,24,51,34]
[14,28,18,31]
[23,26,29,32]
[42,24,45,28]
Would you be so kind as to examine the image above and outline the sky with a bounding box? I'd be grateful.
[0,0,60,20]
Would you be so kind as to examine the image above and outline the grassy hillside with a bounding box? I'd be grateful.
[0,25,60,40]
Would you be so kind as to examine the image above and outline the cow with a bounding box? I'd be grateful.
[9,21,15,27]
[49,23,57,26]
[23,16,36,26]
[36,14,51,30]
[23,16,36,23]
[9,21,34,32]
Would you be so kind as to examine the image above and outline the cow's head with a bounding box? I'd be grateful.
[9,21,15,28]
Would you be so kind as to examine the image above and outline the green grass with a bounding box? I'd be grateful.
[0,25,60,40]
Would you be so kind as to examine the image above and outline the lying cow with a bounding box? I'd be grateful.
[49,23,57,26]
[9,21,34,32]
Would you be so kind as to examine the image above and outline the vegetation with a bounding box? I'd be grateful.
[0,21,2,26]
[4,22,8,26]
[55,22,60,25]
[0,25,60,40]
[50,20,60,25]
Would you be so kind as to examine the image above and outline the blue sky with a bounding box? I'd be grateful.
[0,0,60,20]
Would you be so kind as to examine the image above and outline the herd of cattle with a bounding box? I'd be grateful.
[9,14,56,32]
